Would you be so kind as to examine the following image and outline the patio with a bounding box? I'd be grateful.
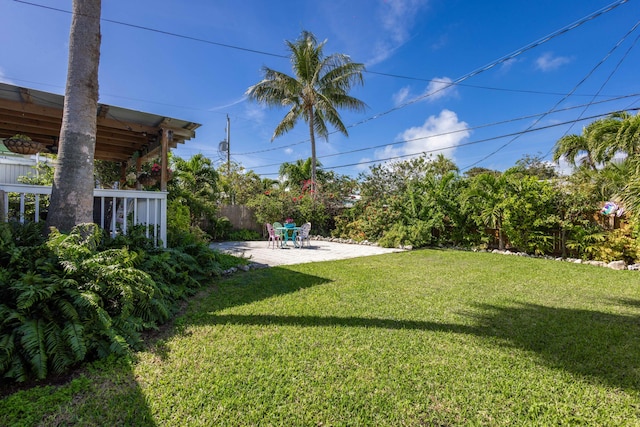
[210,239,405,266]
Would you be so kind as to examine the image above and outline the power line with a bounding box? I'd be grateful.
[232,0,630,156]
[240,93,640,169]
[12,0,290,59]
[256,108,639,176]
[464,16,640,171]
[364,71,624,98]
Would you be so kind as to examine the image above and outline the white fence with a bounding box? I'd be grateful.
[0,183,167,247]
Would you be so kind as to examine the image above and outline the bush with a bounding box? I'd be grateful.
[228,229,262,241]
[0,222,229,383]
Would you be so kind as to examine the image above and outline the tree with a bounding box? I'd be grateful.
[462,172,508,250]
[246,30,366,195]
[170,154,219,226]
[426,154,459,177]
[47,0,102,233]
[508,153,558,180]
[217,161,265,205]
[279,158,314,190]
[611,111,640,157]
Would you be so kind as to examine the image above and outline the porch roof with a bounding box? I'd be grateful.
[0,82,200,163]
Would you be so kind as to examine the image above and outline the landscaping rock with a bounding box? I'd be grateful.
[607,260,627,270]
[585,260,606,268]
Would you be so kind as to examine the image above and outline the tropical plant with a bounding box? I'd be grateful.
[0,221,226,383]
[461,172,508,250]
[246,30,366,194]
[169,154,219,235]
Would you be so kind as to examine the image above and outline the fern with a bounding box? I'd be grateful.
[14,273,58,310]
[18,319,47,379]
[62,321,87,361]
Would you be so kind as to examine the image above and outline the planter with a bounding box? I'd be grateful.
[137,174,157,186]
[285,223,296,228]
[150,169,173,181]
[3,137,44,155]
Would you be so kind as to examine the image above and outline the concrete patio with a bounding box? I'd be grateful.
[210,239,405,267]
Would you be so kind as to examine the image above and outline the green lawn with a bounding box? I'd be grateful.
[2,249,640,426]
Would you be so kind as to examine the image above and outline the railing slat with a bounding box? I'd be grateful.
[0,184,167,247]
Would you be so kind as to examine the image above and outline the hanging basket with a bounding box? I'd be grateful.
[3,137,45,155]
[150,169,173,181]
[137,173,157,187]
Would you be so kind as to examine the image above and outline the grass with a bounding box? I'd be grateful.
[2,249,640,426]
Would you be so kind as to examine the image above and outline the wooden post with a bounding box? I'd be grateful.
[0,189,5,222]
[135,155,142,190]
[160,128,170,191]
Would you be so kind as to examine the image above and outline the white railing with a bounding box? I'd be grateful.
[0,183,167,247]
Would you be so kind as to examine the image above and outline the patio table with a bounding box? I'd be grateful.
[276,226,300,248]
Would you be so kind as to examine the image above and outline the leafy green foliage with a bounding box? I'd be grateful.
[228,228,262,241]
[0,222,229,383]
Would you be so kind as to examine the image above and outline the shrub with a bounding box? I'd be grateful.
[228,229,262,241]
[0,222,227,383]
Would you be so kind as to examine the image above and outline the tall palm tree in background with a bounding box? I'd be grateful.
[246,30,366,195]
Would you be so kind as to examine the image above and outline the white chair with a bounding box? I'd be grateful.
[296,222,311,248]
[265,223,281,249]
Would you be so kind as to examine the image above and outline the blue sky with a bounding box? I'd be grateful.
[2,0,639,178]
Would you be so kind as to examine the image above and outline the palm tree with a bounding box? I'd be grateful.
[279,158,313,189]
[246,30,366,195]
[553,113,640,170]
[47,0,101,233]
[613,111,640,157]
[553,127,598,170]
[171,154,219,224]
[462,172,508,250]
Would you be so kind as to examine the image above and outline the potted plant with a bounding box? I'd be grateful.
[3,134,44,155]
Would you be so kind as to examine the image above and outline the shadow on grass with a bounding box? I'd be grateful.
[469,301,640,391]
[189,293,640,392]
[185,266,334,314]
[0,267,332,426]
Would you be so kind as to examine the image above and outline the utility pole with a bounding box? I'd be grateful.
[226,114,230,176]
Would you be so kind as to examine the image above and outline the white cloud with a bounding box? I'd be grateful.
[366,0,429,66]
[392,76,456,107]
[371,109,470,164]
[498,58,519,74]
[244,103,266,124]
[379,0,427,43]
[208,96,246,111]
[393,86,411,105]
[535,52,572,72]
[423,77,455,101]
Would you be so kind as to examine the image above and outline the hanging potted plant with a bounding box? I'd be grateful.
[3,134,45,155]
[137,172,157,187]
[149,162,173,181]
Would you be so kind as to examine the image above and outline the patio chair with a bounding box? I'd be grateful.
[296,222,312,248]
[273,221,285,241]
[265,223,281,249]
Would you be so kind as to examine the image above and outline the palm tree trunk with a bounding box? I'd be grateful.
[497,217,505,250]
[308,108,317,197]
[47,0,101,233]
